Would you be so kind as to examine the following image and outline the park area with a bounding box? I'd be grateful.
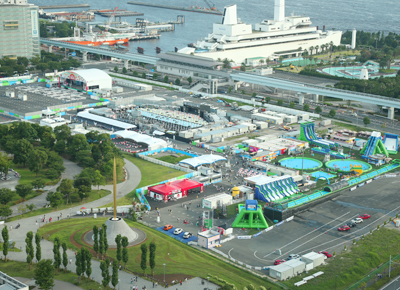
[37,218,280,289]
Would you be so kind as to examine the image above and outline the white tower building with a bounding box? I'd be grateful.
[359,67,369,80]
[274,0,285,22]
[351,28,357,49]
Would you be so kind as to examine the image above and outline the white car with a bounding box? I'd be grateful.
[183,232,192,239]
[174,228,183,235]
[354,218,363,224]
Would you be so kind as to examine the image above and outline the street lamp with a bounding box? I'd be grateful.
[69,208,72,219]
[163,263,166,282]
[207,276,209,290]
[118,279,120,290]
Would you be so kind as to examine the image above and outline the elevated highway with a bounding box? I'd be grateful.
[231,72,400,119]
[40,39,159,65]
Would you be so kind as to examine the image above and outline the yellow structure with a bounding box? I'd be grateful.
[350,164,363,176]
[232,187,240,197]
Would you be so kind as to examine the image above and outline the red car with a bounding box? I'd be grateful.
[338,225,351,231]
[163,225,173,231]
[359,214,371,220]
[274,259,286,265]
[319,251,332,258]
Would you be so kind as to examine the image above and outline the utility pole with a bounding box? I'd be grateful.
[389,255,392,277]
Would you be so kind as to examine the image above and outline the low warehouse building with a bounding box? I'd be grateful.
[301,252,325,269]
[285,259,306,276]
[269,263,294,281]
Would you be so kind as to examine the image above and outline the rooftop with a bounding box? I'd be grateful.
[158,52,222,68]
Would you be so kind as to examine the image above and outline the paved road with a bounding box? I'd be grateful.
[380,275,400,290]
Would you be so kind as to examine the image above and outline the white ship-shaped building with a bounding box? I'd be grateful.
[178,0,342,64]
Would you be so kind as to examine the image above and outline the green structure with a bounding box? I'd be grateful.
[361,132,389,159]
[231,200,269,229]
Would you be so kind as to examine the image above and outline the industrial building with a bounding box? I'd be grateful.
[193,123,256,143]
[0,271,29,290]
[113,130,167,151]
[269,259,306,281]
[301,252,325,269]
[0,0,40,58]
[76,110,136,131]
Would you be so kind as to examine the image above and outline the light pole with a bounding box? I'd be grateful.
[163,263,166,282]
[69,208,72,219]
[207,276,209,290]
[118,279,120,290]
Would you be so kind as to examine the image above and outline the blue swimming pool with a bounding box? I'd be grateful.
[311,171,337,180]
[279,157,323,170]
[325,160,372,173]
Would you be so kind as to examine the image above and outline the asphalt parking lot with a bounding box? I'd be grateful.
[215,176,400,268]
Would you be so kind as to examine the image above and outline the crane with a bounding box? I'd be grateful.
[203,0,216,10]
[105,7,118,31]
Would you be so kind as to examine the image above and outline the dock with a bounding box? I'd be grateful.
[127,1,222,15]
[89,9,144,17]
[39,4,90,9]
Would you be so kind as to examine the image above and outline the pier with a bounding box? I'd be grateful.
[39,4,90,9]
[127,1,222,15]
[89,9,144,17]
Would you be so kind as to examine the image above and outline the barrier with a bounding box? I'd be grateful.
[275,221,284,227]
[238,236,252,239]
[253,232,263,238]
[350,186,357,191]
[286,216,294,222]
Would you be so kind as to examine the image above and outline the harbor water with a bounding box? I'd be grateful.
[32,0,399,56]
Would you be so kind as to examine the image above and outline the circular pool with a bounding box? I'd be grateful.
[279,157,323,170]
[325,160,372,173]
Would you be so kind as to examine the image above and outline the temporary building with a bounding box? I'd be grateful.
[269,263,294,281]
[284,259,306,276]
[179,154,227,169]
[148,183,182,201]
[171,179,204,196]
[301,252,325,268]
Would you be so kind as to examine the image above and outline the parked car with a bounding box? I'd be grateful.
[354,218,363,223]
[174,228,183,235]
[183,232,192,239]
[287,254,300,260]
[319,251,332,258]
[274,259,286,265]
[347,221,357,227]
[338,225,351,231]
[359,214,371,219]
[163,225,173,231]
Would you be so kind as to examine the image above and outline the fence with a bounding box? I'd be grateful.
[346,253,400,290]
[138,155,194,173]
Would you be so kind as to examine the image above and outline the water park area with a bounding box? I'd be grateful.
[325,159,372,173]
[279,157,323,171]
[319,61,400,79]
[310,171,337,180]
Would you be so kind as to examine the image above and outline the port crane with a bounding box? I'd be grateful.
[105,7,118,31]
[203,0,216,10]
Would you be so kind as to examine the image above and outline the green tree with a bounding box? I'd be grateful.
[115,234,122,266]
[241,90,245,94]
[141,72,146,78]
[329,109,336,117]
[26,203,35,212]
[228,86,232,93]
[315,106,322,114]
[363,117,371,125]
[152,73,158,80]
[62,242,68,271]
[265,96,271,103]
[57,179,75,204]
[0,205,12,220]
[46,191,64,209]
[0,153,10,177]
[35,233,41,263]
[75,250,83,279]
[140,243,147,275]
[13,139,33,166]
[102,224,108,258]
[99,227,104,259]
[100,259,110,288]
[111,260,119,289]
[53,140,66,155]
[252,92,257,98]
[0,188,14,205]
[289,102,295,108]
[187,76,192,85]
[25,231,34,269]
[80,248,87,280]
[121,236,129,268]
[175,78,181,86]
[122,67,127,74]
[84,248,92,279]
[133,71,138,77]
[53,237,61,272]
[93,170,106,190]
[114,66,118,73]
[15,184,33,199]
[2,226,8,262]
[277,99,283,106]
[163,75,168,83]
[303,104,310,111]
[34,260,55,290]
[27,149,48,177]
[149,242,156,276]
[73,177,92,201]
[32,179,46,191]
[54,124,71,141]
[240,63,246,71]
[93,226,99,255]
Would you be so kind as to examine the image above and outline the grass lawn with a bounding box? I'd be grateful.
[10,162,59,186]
[0,260,112,290]
[8,189,110,222]
[156,154,191,164]
[103,154,185,207]
[282,227,400,290]
[276,66,304,73]
[38,218,280,290]
[109,74,178,91]
[0,243,21,252]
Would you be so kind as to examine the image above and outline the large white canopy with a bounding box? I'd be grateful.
[179,154,227,168]
[114,130,167,151]
[77,111,135,130]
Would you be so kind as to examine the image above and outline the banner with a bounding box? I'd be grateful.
[358,182,365,187]
[286,216,294,222]
[264,226,274,233]
[366,179,372,184]
[350,186,357,191]
[31,10,38,37]
[237,236,252,239]
[275,221,284,227]
[253,232,263,238]
[373,176,381,180]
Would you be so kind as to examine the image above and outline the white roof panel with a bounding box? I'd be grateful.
[77,111,136,130]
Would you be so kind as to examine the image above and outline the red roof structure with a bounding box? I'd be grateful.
[171,179,204,196]
[148,183,182,201]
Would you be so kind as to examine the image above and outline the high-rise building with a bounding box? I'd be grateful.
[0,0,40,58]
